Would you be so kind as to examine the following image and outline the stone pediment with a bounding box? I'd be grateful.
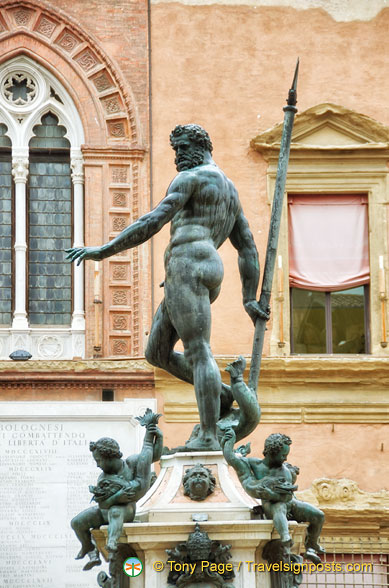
[251,103,389,154]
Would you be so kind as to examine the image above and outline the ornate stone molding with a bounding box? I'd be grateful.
[0,0,143,144]
[296,478,389,510]
[82,146,146,160]
[0,357,151,372]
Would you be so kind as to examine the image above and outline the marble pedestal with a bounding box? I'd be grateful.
[93,452,307,588]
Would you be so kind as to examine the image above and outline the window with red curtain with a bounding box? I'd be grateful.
[288,194,370,354]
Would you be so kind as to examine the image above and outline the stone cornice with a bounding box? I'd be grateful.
[163,401,389,424]
[81,145,147,160]
[0,358,154,389]
[201,356,389,385]
[157,356,389,424]
[0,357,151,373]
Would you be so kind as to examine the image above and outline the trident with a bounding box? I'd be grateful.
[248,59,299,392]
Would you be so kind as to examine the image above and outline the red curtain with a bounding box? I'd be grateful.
[288,194,370,291]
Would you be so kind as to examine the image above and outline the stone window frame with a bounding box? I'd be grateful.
[251,103,389,357]
[0,55,85,360]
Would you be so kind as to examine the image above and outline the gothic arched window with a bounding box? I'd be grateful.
[28,113,72,326]
[0,56,85,359]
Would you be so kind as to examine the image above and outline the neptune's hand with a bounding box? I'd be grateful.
[65,246,103,266]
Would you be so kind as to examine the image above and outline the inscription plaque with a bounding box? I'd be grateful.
[0,399,155,588]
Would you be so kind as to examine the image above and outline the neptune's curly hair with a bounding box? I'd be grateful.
[89,437,123,459]
[170,124,213,153]
[263,433,292,457]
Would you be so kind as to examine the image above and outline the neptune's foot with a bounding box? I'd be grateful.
[185,433,221,452]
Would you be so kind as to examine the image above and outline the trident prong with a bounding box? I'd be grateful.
[287,58,299,106]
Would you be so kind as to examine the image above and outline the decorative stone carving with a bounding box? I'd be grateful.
[13,9,32,26]
[50,86,63,103]
[35,17,57,38]
[71,155,84,184]
[11,335,29,355]
[112,265,127,281]
[317,479,357,502]
[0,358,149,372]
[112,192,127,207]
[73,335,85,358]
[112,339,128,355]
[130,162,140,355]
[111,167,128,183]
[12,156,29,183]
[0,3,140,152]
[183,463,216,502]
[108,121,126,138]
[37,335,63,359]
[112,217,127,232]
[102,96,121,114]
[112,315,128,331]
[76,50,98,71]
[57,32,79,52]
[296,478,389,509]
[166,524,234,587]
[3,74,37,105]
[112,290,128,306]
[93,72,113,92]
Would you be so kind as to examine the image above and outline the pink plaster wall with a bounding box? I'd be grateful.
[160,419,388,492]
[150,4,389,355]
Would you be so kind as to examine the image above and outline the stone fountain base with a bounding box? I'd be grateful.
[93,452,307,588]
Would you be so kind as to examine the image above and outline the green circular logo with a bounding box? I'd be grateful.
[123,557,143,577]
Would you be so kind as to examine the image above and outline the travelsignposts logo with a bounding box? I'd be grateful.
[123,557,143,577]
